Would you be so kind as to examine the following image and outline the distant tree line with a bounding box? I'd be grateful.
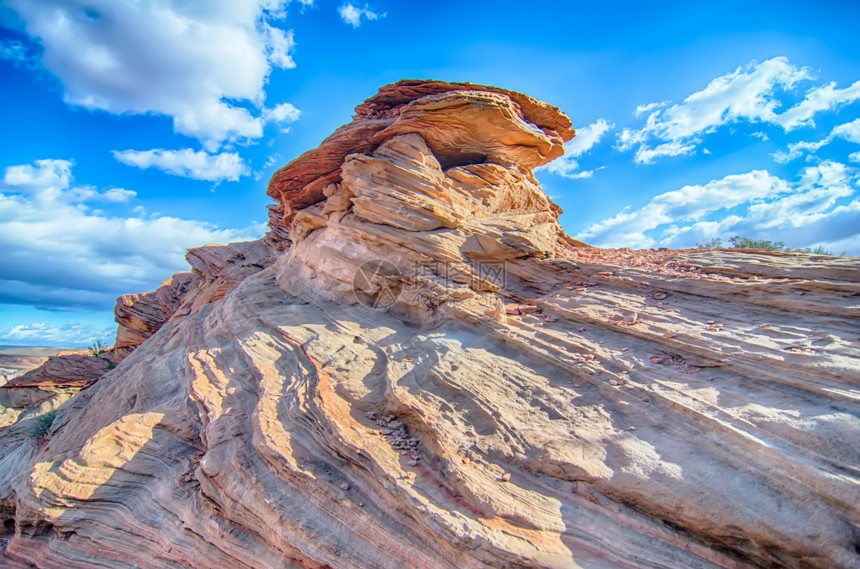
[696,236,843,255]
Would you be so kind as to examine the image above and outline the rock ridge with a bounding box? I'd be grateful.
[0,80,858,569]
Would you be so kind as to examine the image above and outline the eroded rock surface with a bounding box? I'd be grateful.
[1,81,858,569]
[267,79,573,223]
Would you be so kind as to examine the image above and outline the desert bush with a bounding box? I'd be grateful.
[88,339,107,357]
[728,236,787,251]
[696,238,723,249]
[28,410,56,443]
[697,236,838,255]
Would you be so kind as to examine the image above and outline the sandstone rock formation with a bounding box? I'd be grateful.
[1,81,858,569]
[0,355,108,408]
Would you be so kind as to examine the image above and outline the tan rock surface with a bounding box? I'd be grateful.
[1,81,858,569]
[267,79,574,224]
[0,355,108,389]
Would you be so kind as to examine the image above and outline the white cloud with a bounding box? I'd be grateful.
[633,140,699,164]
[4,0,301,151]
[102,188,137,202]
[774,80,860,130]
[0,159,264,311]
[1,322,114,346]
[112,148,249,182]
[261,23,297,69]
[264,102,302,123]
[850,152,860,163]
[567,119,614,157]
[774,118,860,163]
[3,159,73,189]
[618,57,860,164]
[575,161,859,254]
[338,3,385,27]
[540,119,613,179]
[635,101,668,118]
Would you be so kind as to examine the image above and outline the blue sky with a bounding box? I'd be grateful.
[1,0,858,346]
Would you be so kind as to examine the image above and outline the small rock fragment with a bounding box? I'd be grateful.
[500,473,511,482]
[462,457,471,465]
[339,483,350,491]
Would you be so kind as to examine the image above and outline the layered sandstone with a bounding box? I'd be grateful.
[0,81,858,569]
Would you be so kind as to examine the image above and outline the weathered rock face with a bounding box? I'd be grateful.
[267,79,573,223]
[112,239,278,361]
[1,81,859,569]
[0,355,108,408]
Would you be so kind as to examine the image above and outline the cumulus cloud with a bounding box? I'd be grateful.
[575,161,859,254]
[338,3,385,27]
[264,102,302,123]
[4,0,301,151]
[102,188,137,202]
[773,118,860,163]
[540,119,613,179]
[261,23,297,69]
[618,57,860,164]
[3,158,73,189]
[112,149,249,182]
[1,322,114,346]
[0,159,264,312]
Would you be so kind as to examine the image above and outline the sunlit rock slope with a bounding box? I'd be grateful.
[1,80,858,569]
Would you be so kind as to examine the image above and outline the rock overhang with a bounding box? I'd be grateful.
[267,79,575,225]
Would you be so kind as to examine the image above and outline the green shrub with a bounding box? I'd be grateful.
[88,339,107,358]
[697,236,840,255]
[28,410,56,443]
[796,245,836,255]
[728,236,787,251]
[696,238,723,249]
